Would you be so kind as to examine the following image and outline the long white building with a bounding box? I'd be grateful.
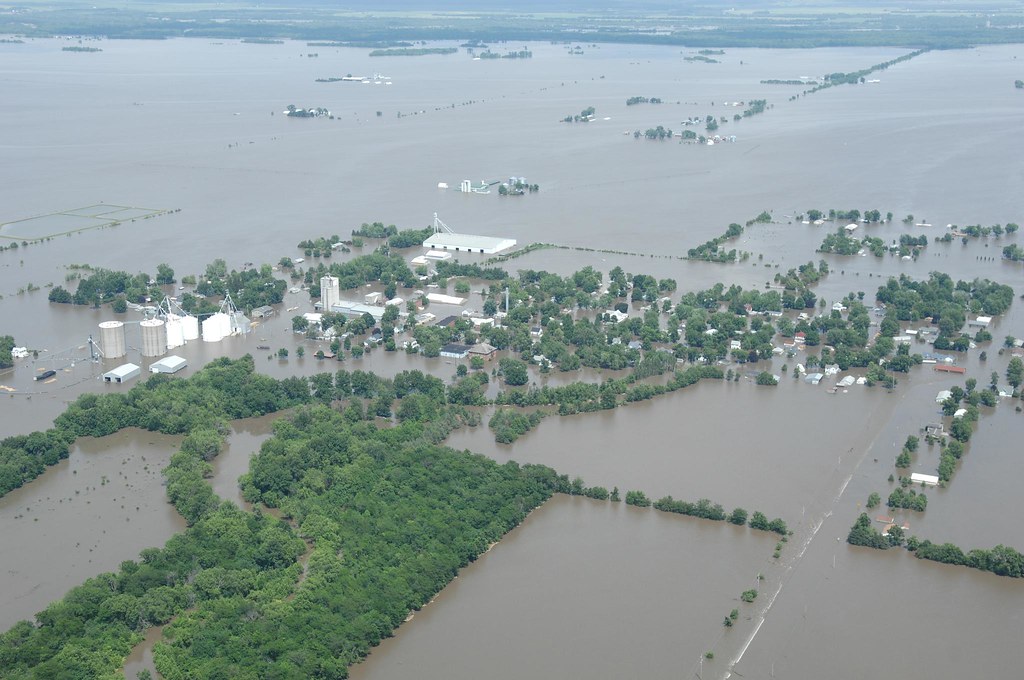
[422,232,516,254]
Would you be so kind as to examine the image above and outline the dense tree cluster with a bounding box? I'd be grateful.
[913,541,1024,577]
[351,222,398,239]
[0,335,14,369]
[297,235,344,258]
[0,429,76,498]
[489,408,546,444]
[48,268,162,307]
[887,487,927,511]
[0,357,309,501]
[847,513,898,549]
[195,262,287,313]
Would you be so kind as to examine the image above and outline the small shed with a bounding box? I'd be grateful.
[150,355,187,374]
[104,363,141,384]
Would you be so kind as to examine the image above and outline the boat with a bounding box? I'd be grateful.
[257,344,271,350]
[35,370,56,381]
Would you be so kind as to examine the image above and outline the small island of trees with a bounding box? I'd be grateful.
[563,106,596,123]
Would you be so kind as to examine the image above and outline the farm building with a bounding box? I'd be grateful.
[103,363,141,384]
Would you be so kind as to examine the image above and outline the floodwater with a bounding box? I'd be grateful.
[121,624,163,680]
[1,37,1023,679]
[0,429,185,630]
[209,413,280,507]
[350,494,778,680]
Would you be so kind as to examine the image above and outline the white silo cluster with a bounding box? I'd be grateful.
[140,319,167,357]
[98,320,127,359]
[202,312,232,342]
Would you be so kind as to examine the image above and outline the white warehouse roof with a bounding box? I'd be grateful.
[150,355,187,374]
[103,363,141,383]
[422,232,516,254]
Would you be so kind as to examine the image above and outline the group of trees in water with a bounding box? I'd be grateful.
[47,259,286,315]
[0,366,563,678]
[562,106,595,123]
[848,513,1024,578]
[687,211,771,262]
[48,266,168,308]
[0,349,806,678]
[626,96,662,105]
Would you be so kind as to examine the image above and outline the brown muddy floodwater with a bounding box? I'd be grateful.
[1,38,1023,678]
[209,413,281,508]
[0,429,185,630]
[121,624,163,680]
[350,494,777,680]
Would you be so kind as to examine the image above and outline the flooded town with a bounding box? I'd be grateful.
[2,21,1023,680]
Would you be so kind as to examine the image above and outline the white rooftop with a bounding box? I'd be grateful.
[105,363,140,379]
[422,232,517,254]
[150,355,187,373]
[427,293,467,306]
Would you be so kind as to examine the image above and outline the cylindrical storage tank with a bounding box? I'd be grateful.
[140,319,167,357]
[215,312,232,338]
[181,315,199,341]
[202,314,225,342]
[165,315,185,349]
[98,321,126,359]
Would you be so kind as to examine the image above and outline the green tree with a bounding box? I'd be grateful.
[1007,357,1023,389]
[499,357,529,386]
[156,263,175,285]
[729,507,748,525]
[625,490,651,507]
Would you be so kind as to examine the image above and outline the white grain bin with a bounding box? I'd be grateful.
[202,314,225,342]
[181,315,199,341]
[165,314,185,349]
[98,321,127,359]
[215,312,232,338]
[140,319,167,357]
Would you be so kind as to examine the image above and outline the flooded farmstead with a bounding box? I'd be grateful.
[1,14,1023,680]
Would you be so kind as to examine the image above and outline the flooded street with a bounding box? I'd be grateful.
[1,37,1023,678]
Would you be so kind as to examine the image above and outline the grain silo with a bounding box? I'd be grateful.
[202,312,230,342]
[98,321,126,359]
[165,314,185,349]
[181,315,199,341]
[140,319,167,357]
